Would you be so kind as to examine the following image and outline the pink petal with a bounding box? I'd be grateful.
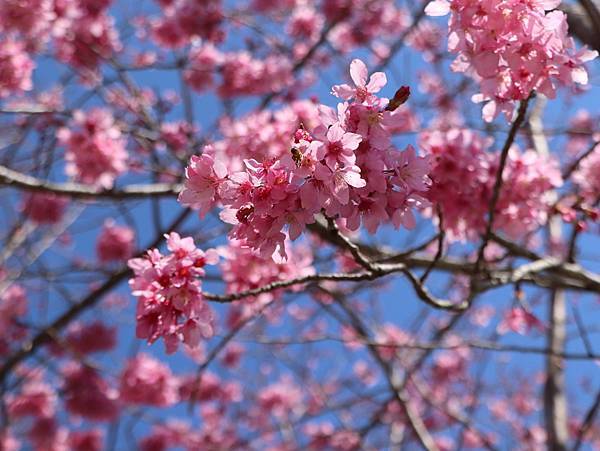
[341,132,362,150]
[331,84,355,99]
[349,59,368,87]
[343,169,366,188]
[425,0,450,16]
[366,72,387,93]
[327,123,345,143]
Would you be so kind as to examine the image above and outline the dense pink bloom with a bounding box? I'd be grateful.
[0,0,55,41]
[68,430,103,451]
[180,59,430,259]
[7,378,56,418]
[159,121,194,155]
[128,232,218,353]
[64,320,117,354]
[219,239,314,326]
[286,5,324,41]
[573,145,600,206]
[256,378,304,419]
[62,362,119,421]
[0,284,27,355]
[421,129,562,241]
[178,371,241,404]
[58,108,128,188]
[305,422,361,450]
[0,38,34,98]
[178,152,228,217]
[218,51,292,98]
[150,0,224,48]
[96,219,135,263]
[183,44,222,93]
[21,192,68,225]
[54,9,121,74]
[427,0,598,121]
[119,353,179,406]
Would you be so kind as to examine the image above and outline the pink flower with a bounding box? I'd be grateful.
[62,362,120,421]
[64,321,117,354]
[58,108,128,188]
[96,219,135,263]
[497,307,545,335]
[178,152,228,217]
[7,378,56,419]
[184,44,222,93]
[68,430,103,451]
[313,123,362,169]
[0,284,28,355]
[428,0,598,121]
[127,233,218,353]
[332,58,387,104]
[0,38,34,97]
[119,354,179,407]
[21,192,67,225]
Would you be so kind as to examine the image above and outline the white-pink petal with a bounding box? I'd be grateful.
[425,0,450,16]
[366,72,387,93]
[349,59,368,87]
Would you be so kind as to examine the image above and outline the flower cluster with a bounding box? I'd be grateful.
[426,0,598,121]
[179,59,431,259]
[119,353,179,406]
[53,4,121,74]
[127,232,218,353]
[573,145,600,206]
[21,192,67,225]
[96,219,135,263]
[420,128,562,241]
[219,239,315,326]
[150,0,224,48]
[58,108,128,188]
[0,285,27,355]
[0,38,34,98]
[62,362,119,421]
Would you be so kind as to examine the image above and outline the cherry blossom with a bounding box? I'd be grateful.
[58,108,128,188]
[128,232,218,353]
[96,219,135,263]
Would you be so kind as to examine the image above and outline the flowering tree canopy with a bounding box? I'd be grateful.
[1,0,600,449]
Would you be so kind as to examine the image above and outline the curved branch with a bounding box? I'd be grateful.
[0,164,181,199]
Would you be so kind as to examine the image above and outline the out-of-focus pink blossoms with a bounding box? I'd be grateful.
[96,219,135,263]
[0,38,34,98]
[58,108,128,188]
[119,353,179,407]
[21,192,68,225]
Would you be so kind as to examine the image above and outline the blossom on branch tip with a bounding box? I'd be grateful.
[127,232,218,353]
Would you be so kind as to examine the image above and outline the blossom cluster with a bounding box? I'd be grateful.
[96,219,135,263]
[21,192,68,225]
[0,284,27,355]
[180,59,431,259]
[420,128,562,241]
[57,108,128,188]
[426,0,598,121]
[220,239,315,327]
[0,38,34,98]
[128,232,218,353]
[0,0,120,80]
